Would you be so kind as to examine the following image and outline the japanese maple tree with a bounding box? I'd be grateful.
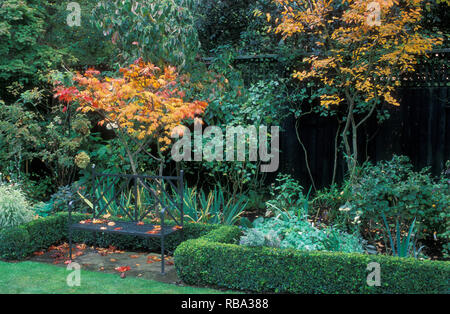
[268,0,443,179]
[54,58,208,174]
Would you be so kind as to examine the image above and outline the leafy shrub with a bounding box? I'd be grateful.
[32,202,53,218]
[313,156,449,257]
[0,185,34,228]
[175,227,450,293]
[0,226,30,260]
[49,185,83,213]
[265,173,310,219]
[348,156,449,251]
[240,216,364,253]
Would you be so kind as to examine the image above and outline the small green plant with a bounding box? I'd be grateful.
[174,185,247,225]
[32,202,53,218]
[265,174,310,220]
[0,185,34,228]
[381,214,424,258]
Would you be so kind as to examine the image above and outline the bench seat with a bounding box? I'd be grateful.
[70,221,182,238]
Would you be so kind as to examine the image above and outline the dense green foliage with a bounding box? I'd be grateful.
[92,0,200,69]
[240,217,364,253]
[0,184,34,228]
[174,226,450,293]
[313,156,450,258]
[0,0,63,100]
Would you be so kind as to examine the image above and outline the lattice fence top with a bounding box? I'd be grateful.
[203,49,450,88]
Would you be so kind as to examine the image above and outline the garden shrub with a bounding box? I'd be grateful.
[174,227,450,293]
[312,156,450,256]
[240,217,364,253]
[349,156,448,234]
[0,185,34,228]
[0,226,30,260]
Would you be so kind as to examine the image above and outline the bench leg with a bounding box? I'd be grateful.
[69,228,73,260]
[161,235,165,275]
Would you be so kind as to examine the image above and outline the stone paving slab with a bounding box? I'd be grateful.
[29,244,180,284]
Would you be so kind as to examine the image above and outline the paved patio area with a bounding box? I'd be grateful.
[29,243,180,284]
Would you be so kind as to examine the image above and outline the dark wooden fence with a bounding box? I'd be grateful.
[213,50,450,188]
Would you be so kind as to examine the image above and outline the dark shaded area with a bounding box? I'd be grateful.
[230,51,449,189]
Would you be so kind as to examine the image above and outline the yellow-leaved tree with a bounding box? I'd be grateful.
[268,0,442,179]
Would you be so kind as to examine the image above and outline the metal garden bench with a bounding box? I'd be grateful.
[68,165,184,274]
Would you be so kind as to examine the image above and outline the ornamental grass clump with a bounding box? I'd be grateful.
[0,185,34,228]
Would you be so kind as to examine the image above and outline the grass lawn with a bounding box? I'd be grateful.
[0,261,226,294]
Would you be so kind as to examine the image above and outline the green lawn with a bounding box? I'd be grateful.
[0,261,225,294]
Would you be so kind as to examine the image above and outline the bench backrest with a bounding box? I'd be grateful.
[89,166,184,226]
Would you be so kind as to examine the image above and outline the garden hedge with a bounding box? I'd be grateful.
[0,212,219,260]
[174,226,450,294]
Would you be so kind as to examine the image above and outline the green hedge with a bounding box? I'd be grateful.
[0,212,219,260]
[174,226,450,294]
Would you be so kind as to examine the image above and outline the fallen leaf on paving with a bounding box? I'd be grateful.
[76,244,87,250]
[146,256,162,264]
[107,221,116,226]
[129,255,139,258]
[114,227,123,230]
[115,266,131,272]
[33,251,45,256]
[136,221,144,226]
[110,258,117,262]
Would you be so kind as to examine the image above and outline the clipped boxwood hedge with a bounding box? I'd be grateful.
[174,226,450,294]
[0,212,219,260]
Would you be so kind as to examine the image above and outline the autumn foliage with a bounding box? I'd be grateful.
[54,59,208,172]
[267,0,443,176]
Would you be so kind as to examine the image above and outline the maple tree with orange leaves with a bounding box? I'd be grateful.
[54,58,208,174]
[265,0,443,180]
